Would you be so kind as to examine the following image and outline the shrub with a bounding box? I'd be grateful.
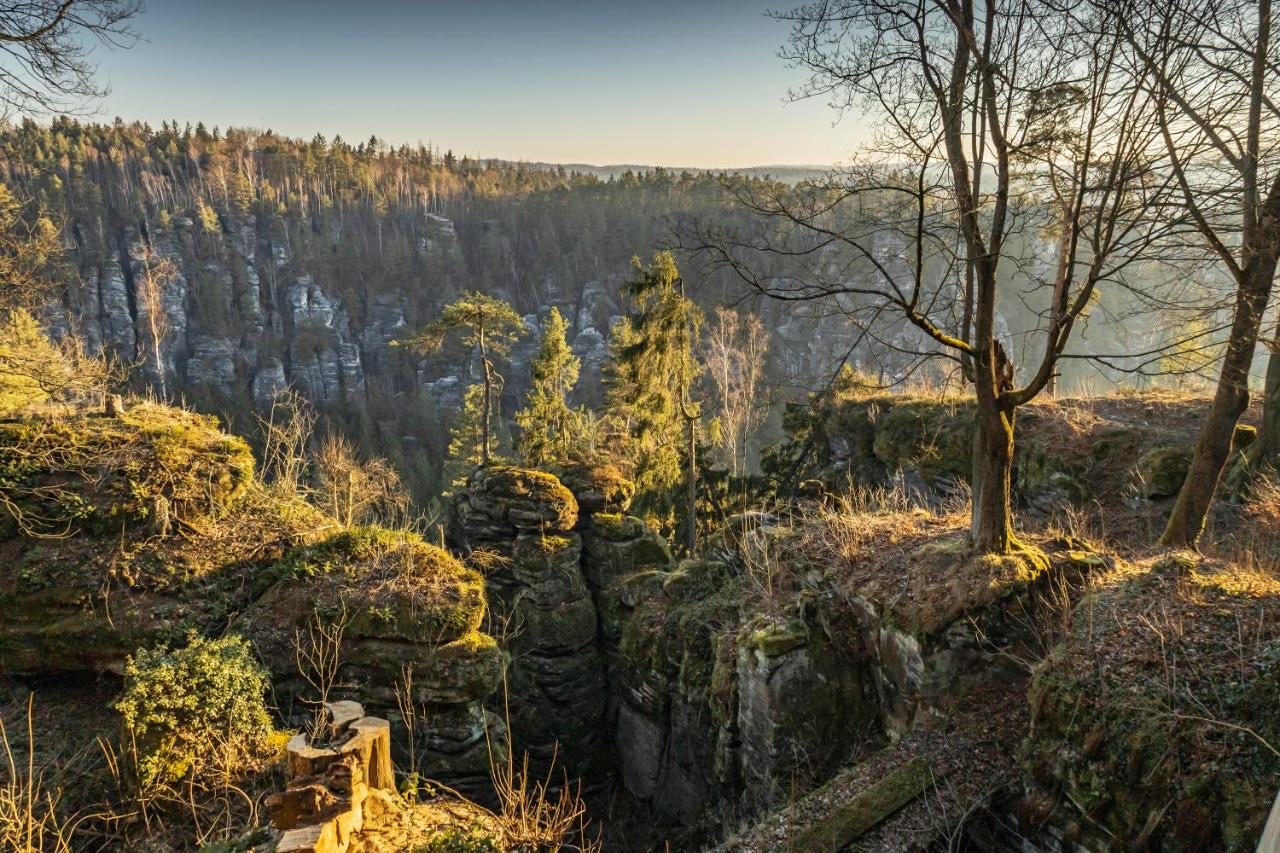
[416,827,502,853]
[115,633,274,787]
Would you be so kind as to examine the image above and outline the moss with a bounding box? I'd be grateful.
[1024,557,1280,851]
[345,630,502,705]
[891,538,1050,636]
[555,460,636,514]
[510,531,580,576]
[743,618,809,657]
[471,465,578,530]
[870,399,974,481]
[590,512,646,542]
[273,527,487,645]
[661,558,732,600]
[1233,423,1258,450]
[0,402,254,537]
[1135,446,1192,498]
[789,758,933,849]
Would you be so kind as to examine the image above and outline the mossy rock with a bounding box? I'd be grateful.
[589,512,647,542]
[0,402,253,536]
[272,528,487,645]
[661,558,733,601]
[510,532,582,576]
[554,460,636,515]
[581,515,672,589]
[467,465,578,531]
[1024,558,1280,851]
[345,631,502,705]
[870,399,974,482]
[892,537,1050,635]
[741,615,809,657]
[1135,446,1192,498]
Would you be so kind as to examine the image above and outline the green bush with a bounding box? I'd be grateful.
[416,827,502,853]
[115,633,274,787]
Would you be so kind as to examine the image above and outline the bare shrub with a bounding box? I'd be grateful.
[313,433,410,528]
[293,602,349,744]
[480,676,600,853]
[256,388,315,495]
[0,695,78,852]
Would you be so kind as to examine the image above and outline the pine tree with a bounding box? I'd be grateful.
[402,292,524,464]
[515,307,582,467]
[605,251,702,551]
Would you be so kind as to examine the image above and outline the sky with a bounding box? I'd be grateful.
[81,0,862,169]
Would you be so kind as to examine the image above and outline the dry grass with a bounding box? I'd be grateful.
[95,727,286,851]
[0,695,79,852]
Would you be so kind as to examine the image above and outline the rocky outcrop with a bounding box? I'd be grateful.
[242,528,505,800]
[0,404,504,803]
[781,390,1257,520]
[448,466,608,779]
[1023,553,1280,851]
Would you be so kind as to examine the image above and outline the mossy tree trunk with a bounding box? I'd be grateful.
[971,335,1019,555]
[971,396,1017,554]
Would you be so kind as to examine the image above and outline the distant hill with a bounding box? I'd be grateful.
[486,160,832,184]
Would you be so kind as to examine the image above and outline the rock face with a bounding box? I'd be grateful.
[447,466,608,779]
[607,557,877,828]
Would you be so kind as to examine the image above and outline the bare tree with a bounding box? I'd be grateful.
[134,242,177,399]
[256,388,316,494]
[685,0,1171,554]
[0,0,140,117]
[313,433,410,528]
[704,306,769,477]
[1114,0,1280,545]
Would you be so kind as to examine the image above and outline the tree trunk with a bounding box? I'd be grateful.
[971,394,1017,554]
[685,415,697,554]
[1160,257,1276,547]
[1252,340,1280,470]
[479,331,491,464]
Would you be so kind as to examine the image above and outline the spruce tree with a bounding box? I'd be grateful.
[606,251,702,552]
[515,307,582,467]
[442,383,488,490]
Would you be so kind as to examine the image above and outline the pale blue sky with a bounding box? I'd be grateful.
[84,0,863,168]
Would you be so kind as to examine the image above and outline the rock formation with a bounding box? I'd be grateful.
[448,466,608,779]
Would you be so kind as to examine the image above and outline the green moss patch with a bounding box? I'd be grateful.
[0,402,253,537]
[271,527,487,645]
[789,758,934,850]
[469,465,578,531]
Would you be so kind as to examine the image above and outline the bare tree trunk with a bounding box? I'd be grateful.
[685,415,697,555]
[1252,341,1280,469]
[1161,258,1276,547]
[479,330,491,464]
[971,392,1016,553]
